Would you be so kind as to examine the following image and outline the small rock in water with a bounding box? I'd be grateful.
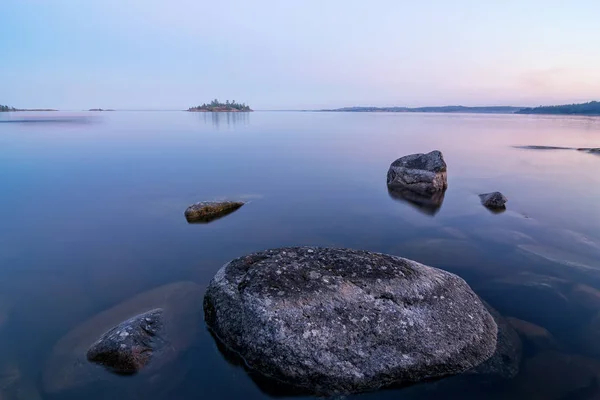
[387,150,448,195]
[204,247,497,395]
[479,192,508,209]
[87,309,164,374]
[43,281,203,394]
[184,201,244,223]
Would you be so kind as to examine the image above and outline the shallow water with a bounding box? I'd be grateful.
[0,111,599,399]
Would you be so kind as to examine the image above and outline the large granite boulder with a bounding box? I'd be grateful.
[386,150,448,195]
[204,247,497,395]
[87,308,164,374]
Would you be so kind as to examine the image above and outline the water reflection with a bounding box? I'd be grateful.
[387,186,445,216]
[200,112,250,129]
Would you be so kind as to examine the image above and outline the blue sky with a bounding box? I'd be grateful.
[1,0,599,109]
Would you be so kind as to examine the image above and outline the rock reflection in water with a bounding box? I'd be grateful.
[387,187,446,216]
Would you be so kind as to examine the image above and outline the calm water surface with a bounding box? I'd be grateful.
[1,111,599,399]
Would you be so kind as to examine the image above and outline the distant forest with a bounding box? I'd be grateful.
[188,99,252,112]
[516,101,600,116]
[0,105,17,112]
[322,106,522,114]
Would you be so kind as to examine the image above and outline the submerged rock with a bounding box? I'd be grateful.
[204,247,497,395]
[87,309,164,374]
[479,192,507,209]
[43,282,203,394]
[515,351,600,400]
[386,150,448,195]
[507,317,559,352]
[0,362,43,400]
[468,304,522,379]
[577,311,600,358]
[184,201,244,223]
[387,186,445,215]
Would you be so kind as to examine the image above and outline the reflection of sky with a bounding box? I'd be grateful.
[1,112,600,398]
[1,0,600,109]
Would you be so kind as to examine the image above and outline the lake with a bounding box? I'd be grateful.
[1,111,599,399]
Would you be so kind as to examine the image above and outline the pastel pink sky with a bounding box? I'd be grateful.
[1,0,599,109]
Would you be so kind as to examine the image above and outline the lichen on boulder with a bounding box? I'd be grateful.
[204,247,497,395]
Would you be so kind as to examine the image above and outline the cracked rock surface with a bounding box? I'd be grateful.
[204,247,497,395]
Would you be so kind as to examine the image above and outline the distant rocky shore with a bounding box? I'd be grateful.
[1,104,57,112]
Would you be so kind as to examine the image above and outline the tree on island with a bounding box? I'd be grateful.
[188,99,252,112]
[0,105,17,112]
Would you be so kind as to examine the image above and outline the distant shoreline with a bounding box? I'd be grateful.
[319,106,523,114]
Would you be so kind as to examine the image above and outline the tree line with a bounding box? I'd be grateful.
[517,101,600,115]
[189,99,252,111]
[0,105,17,112]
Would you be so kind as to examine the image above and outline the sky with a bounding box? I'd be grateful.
[1,0,600,110]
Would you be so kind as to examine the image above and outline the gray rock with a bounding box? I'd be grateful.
[204,247,497,395]
[87,309,164,374]
[387,150,448,195]
[184,201,244,223]
[479,192,507,209]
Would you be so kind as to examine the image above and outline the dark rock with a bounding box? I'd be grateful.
[388,186,445,215]
[479,192,507,209]
[204,247,497,395]
[87,309,164,374]
[387,150,448,195]
[43,282,203,393]
[184,201,244,223]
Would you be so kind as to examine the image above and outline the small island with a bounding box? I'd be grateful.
[188,99,252,112]
[516,101,600,116]
[88,108,115,112]
[0,105,17,112]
